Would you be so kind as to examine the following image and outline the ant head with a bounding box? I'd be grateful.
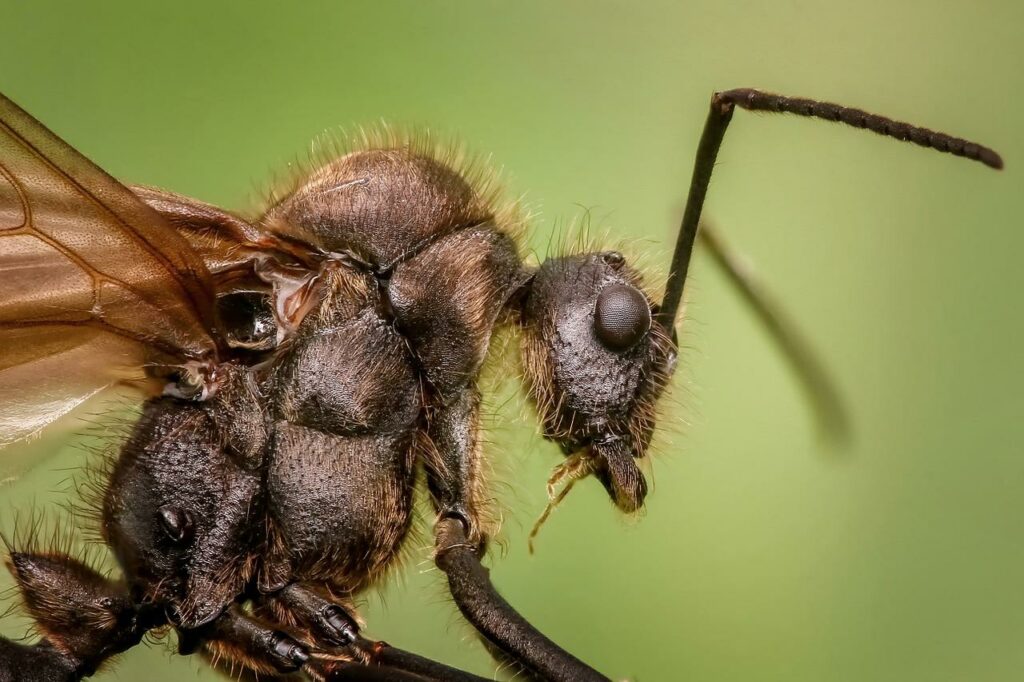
[521,250,676,512]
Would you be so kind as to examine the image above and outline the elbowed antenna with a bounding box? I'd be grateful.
[656,88,1004,333]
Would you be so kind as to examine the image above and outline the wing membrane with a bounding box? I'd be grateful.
[132,184,318,290]
[0,327,146,450]
[0,91,223,452]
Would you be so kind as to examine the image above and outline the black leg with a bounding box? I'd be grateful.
[353,637,491,682]
[184,606,309,675]
[434,518,609,682]
[658,88,1004,331]
[0,638,78,682]
[267,582,361,647]
[303,638,492,682]
[254,584,490,681]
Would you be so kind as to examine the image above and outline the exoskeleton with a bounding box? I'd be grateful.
[0,88,1001,681]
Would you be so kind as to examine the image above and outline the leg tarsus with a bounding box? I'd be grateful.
[187,606,309,673]
[269,582,360,647]
[254,583,489,681]
[310,660,430,681]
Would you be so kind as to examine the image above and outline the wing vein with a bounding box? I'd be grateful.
[0,99,220,353]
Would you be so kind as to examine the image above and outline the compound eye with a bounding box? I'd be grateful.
[594,284,651,351]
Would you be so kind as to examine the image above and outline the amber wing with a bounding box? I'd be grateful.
[0,91,222,451]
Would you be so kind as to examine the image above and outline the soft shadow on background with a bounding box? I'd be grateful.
[1,2,1021,680]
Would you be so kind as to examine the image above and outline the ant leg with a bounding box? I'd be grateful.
[348,638,491,682]
[258,584,490,681]
[306,641,493,681]
[434,518,609,682]
[261,582,360,647]
[1,551,156,681]
[658,88,1003,331]
[423,387,491,550]
[178,605,309,676]
[697,220,849,442]
[423,390,607,681]
[309,661,437,681]
[0,639,80,681]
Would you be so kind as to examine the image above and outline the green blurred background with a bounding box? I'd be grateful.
[1,2,1021,680]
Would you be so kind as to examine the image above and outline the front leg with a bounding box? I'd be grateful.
[424,387,491,549]
[262,582,360,648]
[424,389,610,682]
[178,606,309,676]
[253,583,490,681]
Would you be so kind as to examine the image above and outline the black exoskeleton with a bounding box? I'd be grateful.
[0,88,1002,681]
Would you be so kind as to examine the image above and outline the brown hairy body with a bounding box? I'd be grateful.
[0,87,1001,682]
